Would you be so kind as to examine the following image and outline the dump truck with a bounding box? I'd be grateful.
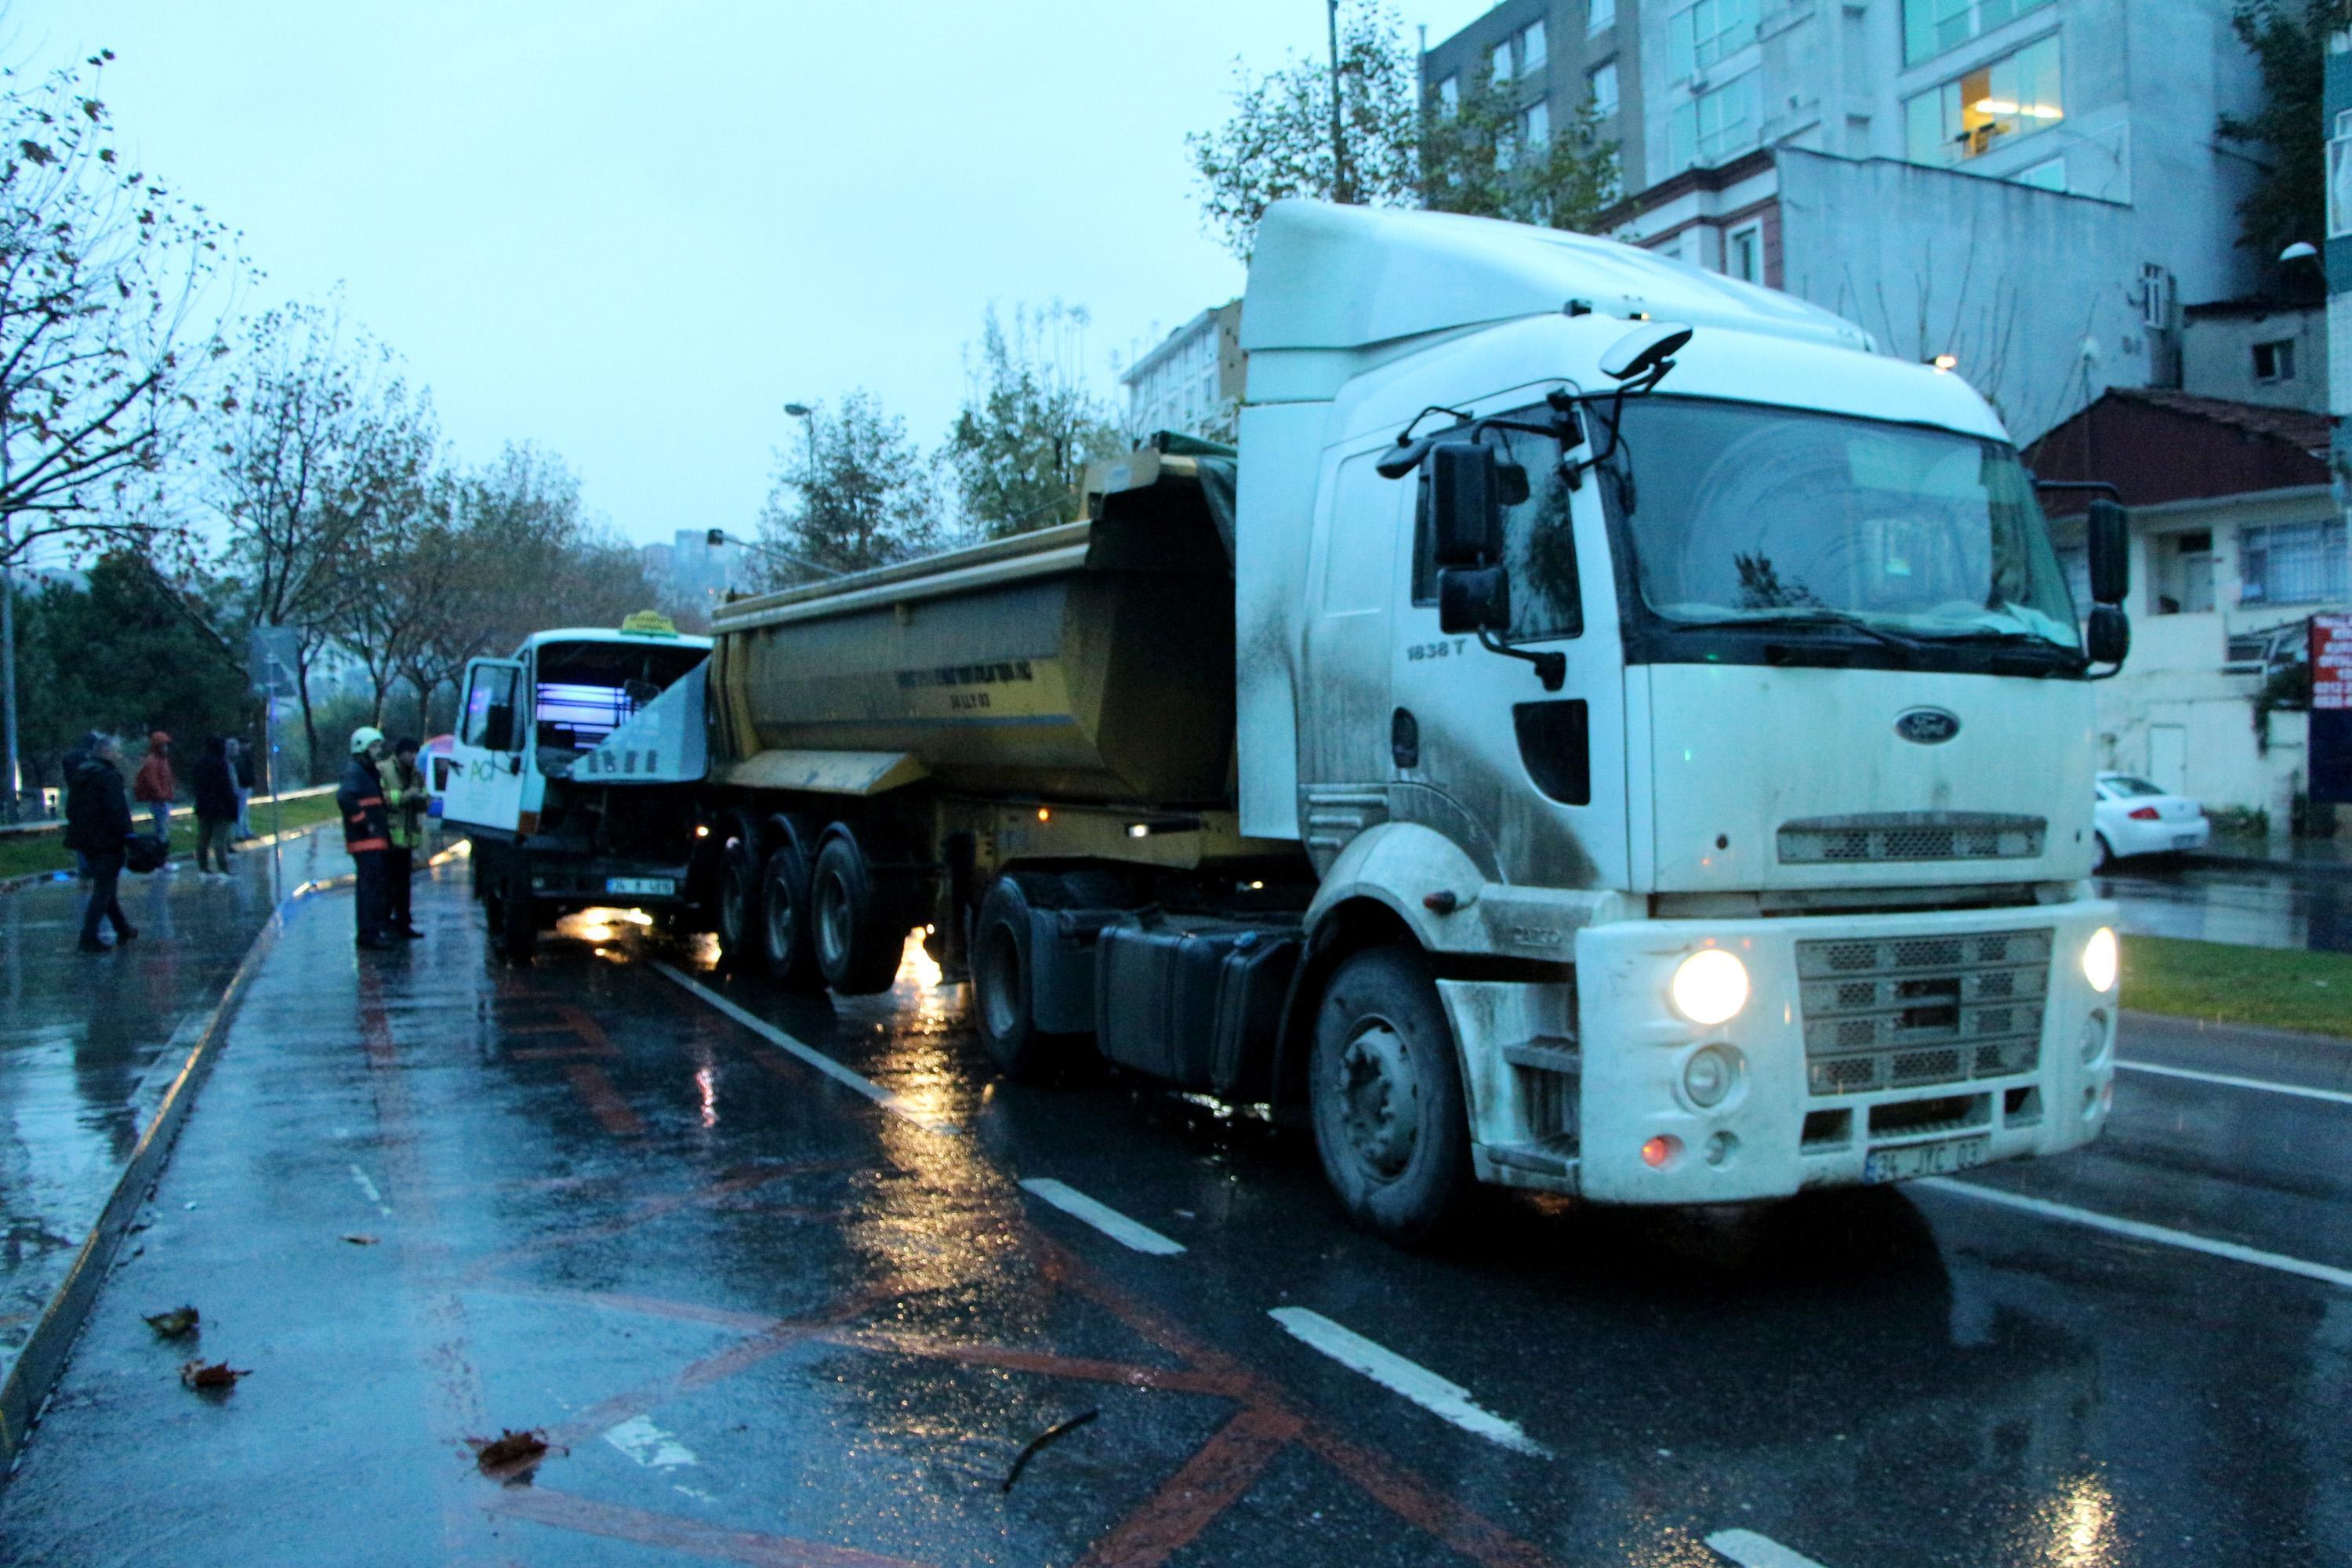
[455,201,2134,1241]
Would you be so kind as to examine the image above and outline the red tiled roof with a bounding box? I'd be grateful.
[2024,387,2336,513]
[2105,388,2333,456]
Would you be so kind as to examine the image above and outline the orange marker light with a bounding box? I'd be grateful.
[1642,1134,1679,1170]
[1036,807,1051,822]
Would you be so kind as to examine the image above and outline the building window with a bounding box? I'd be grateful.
[1523,99,1552,147]
[1670,71,1760,169]
[2331,108,2352,238]
[1668,0,1757,82]
[1727,222,1762,282]
[2252,339,2296,383]
[2240,520,2348,606]
[1903,0,2056,65]
[1590,0,1617,32]
[1436,74,1460,116]
[1492,41,1513,85]
[1903,33,2063,169]
[2016,155,2065,191]
[1589,60,1619,116]
[1520,20,1547,73]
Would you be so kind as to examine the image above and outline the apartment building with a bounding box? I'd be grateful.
[1119,300,1244,444]
[1424,0,2264,445]
[1418,0,1646,194]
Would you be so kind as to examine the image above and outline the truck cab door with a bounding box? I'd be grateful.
[443,656,527,835]
[1296,449,1403,871]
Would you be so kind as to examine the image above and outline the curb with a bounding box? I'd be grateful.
[0,841,467,1470]
[0,820,332,897]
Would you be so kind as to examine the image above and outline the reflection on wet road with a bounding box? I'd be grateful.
[2100,862,2352,953]
[1,872,2346,1567]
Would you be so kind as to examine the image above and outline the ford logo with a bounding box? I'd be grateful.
[1895,707,1961,745]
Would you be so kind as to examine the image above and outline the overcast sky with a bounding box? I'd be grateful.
[11,2,1494,554]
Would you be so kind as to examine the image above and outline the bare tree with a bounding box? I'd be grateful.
[319,389,443,724]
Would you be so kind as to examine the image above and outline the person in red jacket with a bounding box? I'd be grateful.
[132,731,176,852]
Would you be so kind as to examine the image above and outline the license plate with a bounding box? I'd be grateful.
[1863,1135,1988,1184]
[2172,833,2200,848]
[604,877,675,896]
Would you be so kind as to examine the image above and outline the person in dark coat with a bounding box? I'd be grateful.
[64,731,137,952]
[339,726,393,950]
[191,735,240,877]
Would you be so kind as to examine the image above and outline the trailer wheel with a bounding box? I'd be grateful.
[498,866,538,963]
[970,873,1074,1079]
[1308,946,1468,1245]
[714,811,764,968]
[758,822,825,990]
[811,829,905,995]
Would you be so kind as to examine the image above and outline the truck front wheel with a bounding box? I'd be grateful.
[1308,946,1470,1244]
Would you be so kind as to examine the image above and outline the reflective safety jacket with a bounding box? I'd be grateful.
[337,756,389,855]
[379,756,426,851]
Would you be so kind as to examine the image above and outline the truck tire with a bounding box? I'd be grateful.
[970,873,1074,1078]
[811,828,905,995]
[714,811,764,969]
[758,820,825,990]
[1308,946,1470,1245]
[498,866,537,963]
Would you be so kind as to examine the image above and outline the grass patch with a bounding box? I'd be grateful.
[0,792,343,884]
[2123,935,2352,1037]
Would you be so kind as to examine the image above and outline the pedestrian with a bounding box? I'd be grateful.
[379,735,426,939]
[339,726,394,951]
[132,730,176,864]
[64,731,137,952]
[228,736,256,840]
[192,735,240,879]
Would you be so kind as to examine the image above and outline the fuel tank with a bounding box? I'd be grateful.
[710,459,1237,805]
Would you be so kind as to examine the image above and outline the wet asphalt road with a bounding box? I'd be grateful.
[1,869,2347,1566]
[2099,861,2352,955]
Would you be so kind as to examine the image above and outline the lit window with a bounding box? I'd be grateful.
[1668,0,1756,83]
[1669,71,1760,169]
[1727,222,1762,282]
[1904,34,2063,168]
[1589,60,1620,117]
[1522,20,1548,72]
[1903,0,2056,64]
[2241,520,2347,605]
[1590,0,1616,31]
[1524,99,1551,146]
[1436,74,1460,116]
[2252,339,2296,382]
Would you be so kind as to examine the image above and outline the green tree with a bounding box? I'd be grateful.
[754,392,938,586]
[1188,2,1619,259]
[2216,0,2350,260]
[940,304,1122,540]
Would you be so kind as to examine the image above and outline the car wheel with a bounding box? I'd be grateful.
[2092,833,2114,873]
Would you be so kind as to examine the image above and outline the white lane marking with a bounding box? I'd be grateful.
[603,1415,697,1469]
[350,1164,391,1217]
[1918,1178,2352,1290]
[1268,1307,1548,1457]
[2116,1059,2352,1106]
[1707,1528,1831,1568]
[1018,1178,1186,1255]
[648,960,957,1135]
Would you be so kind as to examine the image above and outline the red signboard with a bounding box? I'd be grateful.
[2318,613,2352,711]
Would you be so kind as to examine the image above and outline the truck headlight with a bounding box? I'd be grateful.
[2082,927,2118,993]
[1671,949,1749,1026]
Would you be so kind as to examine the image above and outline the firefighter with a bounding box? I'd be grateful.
[339,727,394,950]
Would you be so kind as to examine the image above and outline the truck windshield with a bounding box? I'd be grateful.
[533,640,707,771]
[1599,397,2081,659]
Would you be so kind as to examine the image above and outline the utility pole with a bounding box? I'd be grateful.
[1327,0,1354,205]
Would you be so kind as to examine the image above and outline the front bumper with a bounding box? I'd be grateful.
[1447,898,2119,1204]
[522,856,695,906]
[2110,816,2209,858]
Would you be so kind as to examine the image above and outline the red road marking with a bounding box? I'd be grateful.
[563,1061,647,1136]
[1073,1403,1305,1568]
[822,1327,1250,1399]
[486,1489,934,1568]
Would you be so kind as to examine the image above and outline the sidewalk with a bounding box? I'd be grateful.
[0,830,359,1406]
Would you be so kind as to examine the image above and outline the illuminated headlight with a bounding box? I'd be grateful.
[1682,1044,1741,1109]
[2082,927,2118,993]
[1671,949,1750,1026]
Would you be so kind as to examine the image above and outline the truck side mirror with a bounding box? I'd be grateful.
[1429,442,1504,567]
[2086,499,2129,605]
[481,703,515,753]
[2085,604,2129,666]
[1439,565,1511,635]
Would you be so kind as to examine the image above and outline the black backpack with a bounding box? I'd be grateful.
[123,833,170,874]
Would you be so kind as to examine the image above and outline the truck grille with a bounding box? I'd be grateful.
[1795,928,2050,1097]
[1778,812,2045,865]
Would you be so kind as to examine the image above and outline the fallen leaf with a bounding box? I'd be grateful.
[143,1306,200,1338]
[468,1427,558,1479]
[341,1233,380,1246]
[180,1359,248,1390]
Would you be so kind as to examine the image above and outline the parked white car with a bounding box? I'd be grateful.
[2093,773,2211,870]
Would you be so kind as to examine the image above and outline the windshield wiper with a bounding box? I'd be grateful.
[1670,609,1933,654]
